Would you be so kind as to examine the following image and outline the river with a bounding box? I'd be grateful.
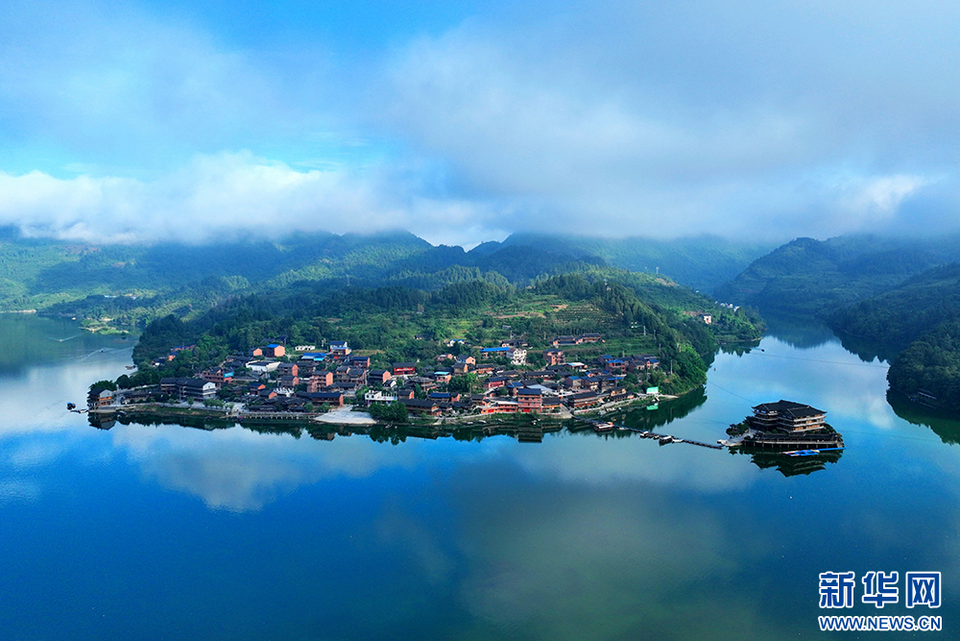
[1,314,957,639]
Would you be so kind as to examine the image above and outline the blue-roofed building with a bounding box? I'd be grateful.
[481,346,510,354]
[265,343,285,358]
[329,341,351,357]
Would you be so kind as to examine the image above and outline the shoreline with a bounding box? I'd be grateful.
[88,391,683,430]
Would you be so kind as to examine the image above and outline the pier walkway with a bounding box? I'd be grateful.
[581,418,724,450]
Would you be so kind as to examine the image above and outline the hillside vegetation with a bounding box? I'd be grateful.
[716,235,960,316]
[717,234,960,411]
[0,227,771,329]
[496,233,774,294]
[827,264,960,409]
[130,273,763,397]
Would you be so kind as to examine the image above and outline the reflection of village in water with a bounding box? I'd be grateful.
[89,385,844,477]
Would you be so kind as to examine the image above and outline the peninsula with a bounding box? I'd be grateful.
[86,272,764,427]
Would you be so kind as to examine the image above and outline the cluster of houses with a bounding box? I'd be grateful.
[101,332,665,419]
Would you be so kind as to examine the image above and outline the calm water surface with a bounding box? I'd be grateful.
[1,315,957,640]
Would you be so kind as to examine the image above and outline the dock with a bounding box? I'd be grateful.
[581,418,723,450]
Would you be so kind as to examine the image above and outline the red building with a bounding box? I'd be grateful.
[392,362,417,376]
[517,388,543,413]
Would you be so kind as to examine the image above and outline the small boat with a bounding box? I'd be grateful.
[785,447,845,457]
[658,436,674,445]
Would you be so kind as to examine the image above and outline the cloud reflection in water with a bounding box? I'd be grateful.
[107,423,423,511]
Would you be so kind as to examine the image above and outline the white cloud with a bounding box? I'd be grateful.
[0,1,334,166]
[842,174,932,220]
[3,1,960,242]
[372,1,960,240]
[0,152,502,243]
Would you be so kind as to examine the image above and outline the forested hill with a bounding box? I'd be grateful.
[827,263,960,409]
[0,226,772,328]
[715,234,960,410]
[829,263,960,349]
[494,233,775,294]
[130,272,764,397]
[0,229,432,310]
[0,228,596,321]
[715,234,960,317]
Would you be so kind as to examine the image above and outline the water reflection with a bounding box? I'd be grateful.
[0,319,933,514]
[79,361,858,512]
[887,390,960,445]
[89,414,769,509]
[0,351,133,436]
[0,314,133,374]
[7,317,960,640]
[834,331,900,364]
[707,336,895,430]
[736,448,843,477]
[446,463,801,641]
[762,313,837,349]
[617,387,706,428]
[105,422,424,511]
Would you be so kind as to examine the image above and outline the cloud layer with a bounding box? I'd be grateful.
[1,1,959,244]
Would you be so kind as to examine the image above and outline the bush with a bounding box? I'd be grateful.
[368,402,409,422]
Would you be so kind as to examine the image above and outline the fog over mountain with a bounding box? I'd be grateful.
[2,1,959,245]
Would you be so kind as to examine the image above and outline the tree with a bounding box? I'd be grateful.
[448,373,479,394]
[90,380,118,393]
[369,401,408,422]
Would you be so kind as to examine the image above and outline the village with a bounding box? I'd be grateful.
[84,330,845,468]
[87,332,669,422]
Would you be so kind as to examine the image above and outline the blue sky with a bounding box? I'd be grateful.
[1,0,958,245]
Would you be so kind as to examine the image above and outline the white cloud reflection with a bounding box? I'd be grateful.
[714,338,898,430]
[0,348,133,437]
[107,424,421,511]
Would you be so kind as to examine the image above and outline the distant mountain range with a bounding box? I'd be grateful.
[714,234,960,316]
[492,233,776,294]
[0,226,774,316]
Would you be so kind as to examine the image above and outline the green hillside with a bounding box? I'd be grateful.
[715,234,960,411]
[829,263,960,349]
[827,263,960,409]
[0,228,434,313]
[0,226,774,333]
[715,235,960,316]
[499,233,775,294]
[128,273,763,397]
